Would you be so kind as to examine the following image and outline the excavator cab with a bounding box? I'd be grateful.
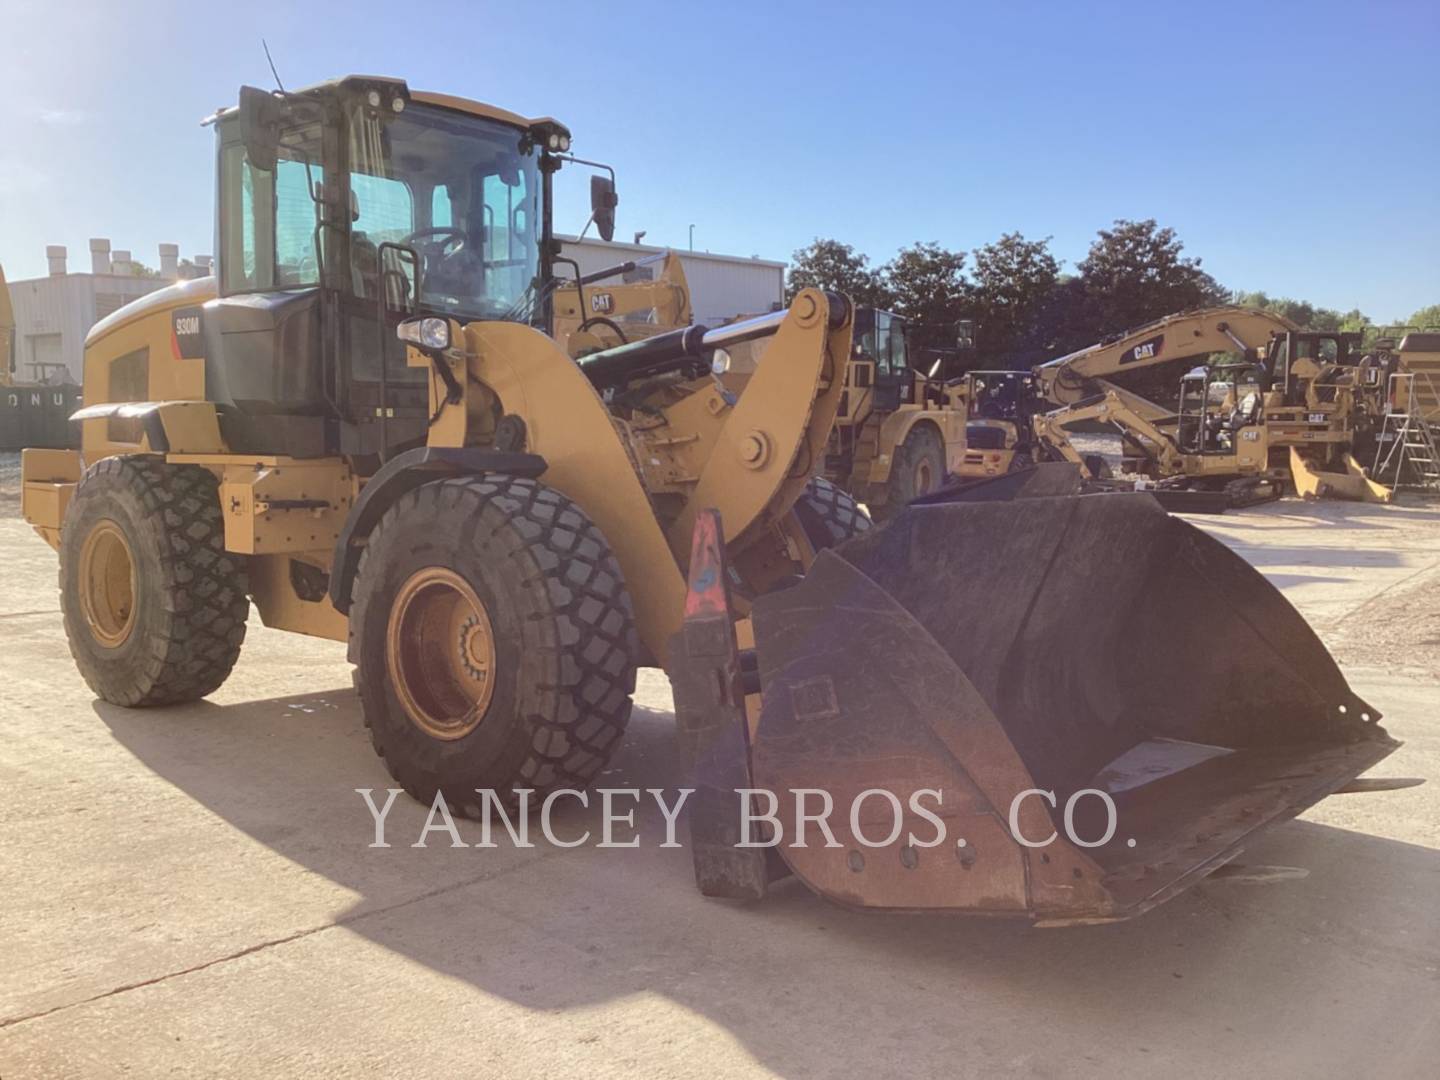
[1177,364,1266,454]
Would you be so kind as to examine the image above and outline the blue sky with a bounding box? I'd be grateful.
[3,0,1436,321]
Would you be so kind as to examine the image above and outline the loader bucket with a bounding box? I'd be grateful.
[740,492,1399,923]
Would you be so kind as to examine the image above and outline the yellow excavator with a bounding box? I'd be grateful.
[20,77,1408,923]
[978,307,1391,503]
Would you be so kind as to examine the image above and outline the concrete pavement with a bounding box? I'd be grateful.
[0,497,1437,1078]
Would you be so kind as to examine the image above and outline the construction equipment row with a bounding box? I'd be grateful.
[17,76,1415,924]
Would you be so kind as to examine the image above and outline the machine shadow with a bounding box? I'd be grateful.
[94,684,1440,1077]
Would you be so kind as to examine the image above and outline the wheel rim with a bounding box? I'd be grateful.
[386,568,497,740]
[914,456,936,495]
[78,519,137,648]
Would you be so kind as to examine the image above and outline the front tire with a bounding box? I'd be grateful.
[794,476,871,548]
[879,424,947,521]
[60,457,249,706]
[349,477,640,813]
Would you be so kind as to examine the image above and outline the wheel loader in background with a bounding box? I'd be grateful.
[817,306,970,520]
[550,249,692,356]
[20,77,1407,924]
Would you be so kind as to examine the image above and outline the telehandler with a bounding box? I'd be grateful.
[22,78,1406,923]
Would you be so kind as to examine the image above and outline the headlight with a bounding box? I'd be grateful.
[391,97,405,113]
[397,317,450,351]
[711,349,731,376]
[367,90,381,108]
[547,132,562,150]
[558,134,571,151]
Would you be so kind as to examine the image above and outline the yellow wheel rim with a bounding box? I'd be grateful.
[914,456,935,495]
[385,568,497,740]
[78,519,137,649]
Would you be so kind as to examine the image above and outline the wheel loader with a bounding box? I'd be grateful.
[818,306,969,520]
[20,77,1408,924]
[550,249,692,357]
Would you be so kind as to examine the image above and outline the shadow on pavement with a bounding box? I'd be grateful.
[94,685,1440,1077]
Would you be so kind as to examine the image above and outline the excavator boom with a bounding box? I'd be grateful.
[1036,306,1299,405]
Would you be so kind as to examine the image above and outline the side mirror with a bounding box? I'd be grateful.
[590,175,618,243]
[237,85,282,172]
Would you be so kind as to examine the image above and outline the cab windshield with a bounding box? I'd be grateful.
[346,102,541,320]
[222,99,542,321]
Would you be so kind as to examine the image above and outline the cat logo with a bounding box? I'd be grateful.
[1242,429,1260,442]
[1119,334,1165,365]
[590,293,614,313]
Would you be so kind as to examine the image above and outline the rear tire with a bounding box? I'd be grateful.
[795,476,871,548]
[880,424,947,520]
[349,476,640,813]
[60,456,249,706]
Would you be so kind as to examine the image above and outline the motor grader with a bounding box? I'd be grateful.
[21,77,1407,924]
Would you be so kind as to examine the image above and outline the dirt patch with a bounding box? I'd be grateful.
[1326,567,1440,677]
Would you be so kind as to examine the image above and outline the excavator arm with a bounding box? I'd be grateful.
[1035,306,1300,407]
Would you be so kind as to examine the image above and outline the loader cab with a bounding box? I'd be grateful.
[851,308,911,412]
[1265,330,1361,407]
[207,77,563,458]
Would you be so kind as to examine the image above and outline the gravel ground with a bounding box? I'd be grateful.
[0,451,20,519]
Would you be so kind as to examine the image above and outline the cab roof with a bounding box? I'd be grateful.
[214,75,562,134]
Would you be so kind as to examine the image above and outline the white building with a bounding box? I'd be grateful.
[558,235,785,326]
[7,240,210,385]
[7,236,783,388]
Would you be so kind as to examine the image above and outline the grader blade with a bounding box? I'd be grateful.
[733,493,1401,923]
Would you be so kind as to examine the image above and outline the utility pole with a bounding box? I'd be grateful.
[688,224,695,251]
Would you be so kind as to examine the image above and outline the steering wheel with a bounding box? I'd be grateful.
[403,227,467,257]
[578,316,630,347]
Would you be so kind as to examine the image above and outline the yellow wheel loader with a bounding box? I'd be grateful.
[21,78,1408,923]
[819,306,968,520]
[551,249,693,357]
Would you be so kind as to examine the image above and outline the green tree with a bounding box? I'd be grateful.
[1232,290,1349,332]
[785,238,890,308]
[1407,303,1440,328]
[1078,219,1227,338]
[880,242,970,349]
[968,232,1060,366]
